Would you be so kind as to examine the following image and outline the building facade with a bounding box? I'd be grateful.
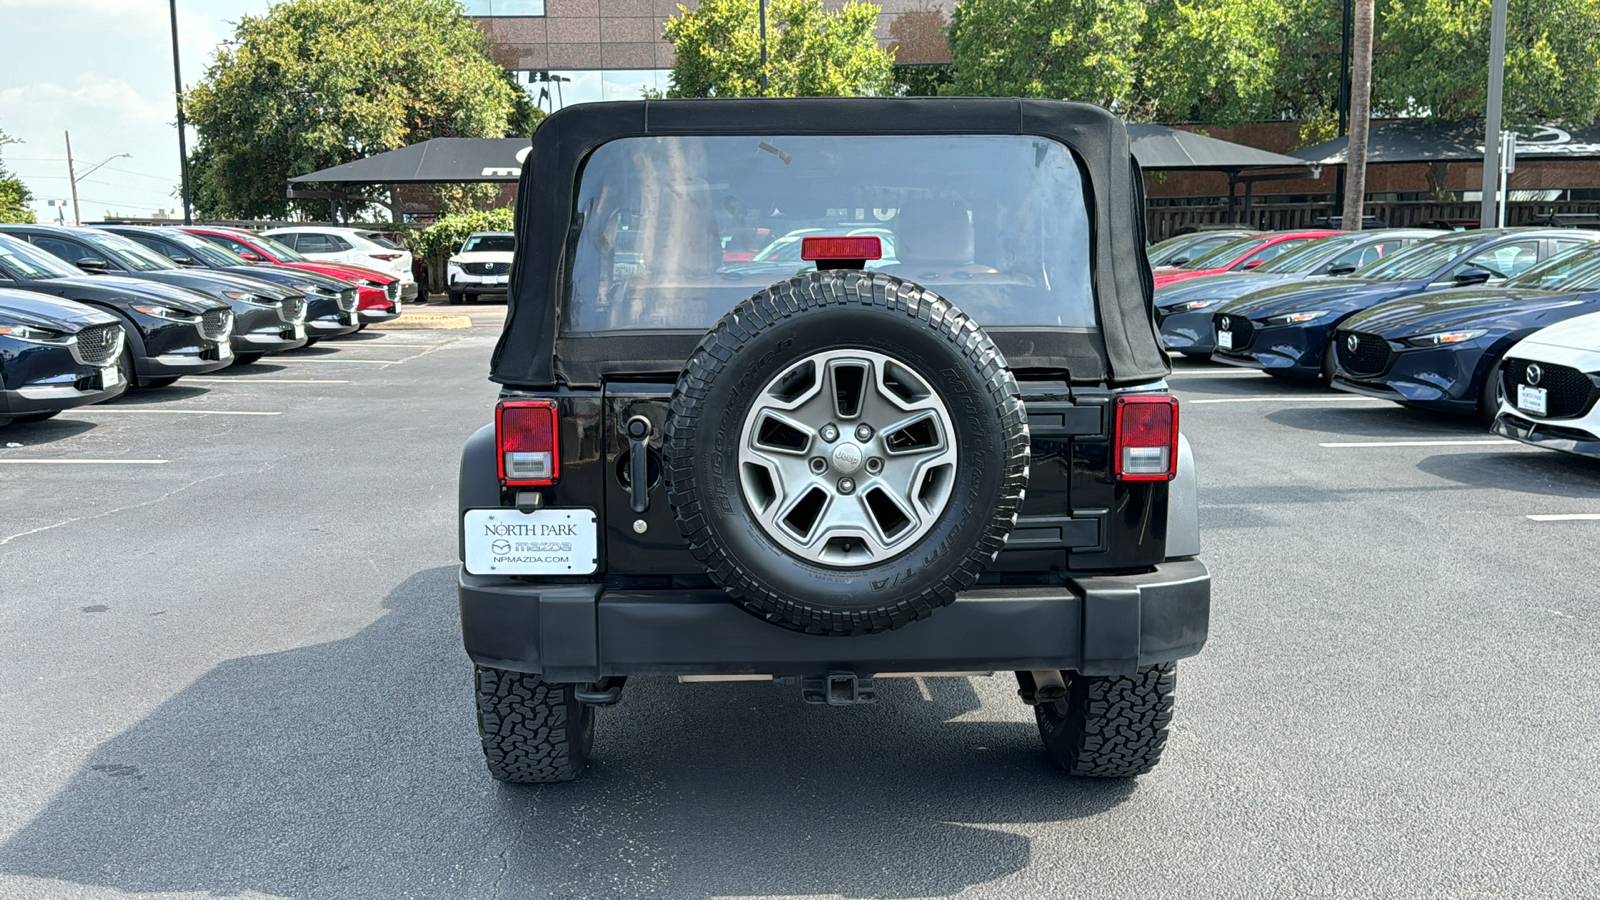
[468,0,951,111]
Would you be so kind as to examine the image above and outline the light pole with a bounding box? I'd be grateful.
[759,0,769,96]
[63,132,130,226]
[1479,0,1509,228]
[170,0,193,225]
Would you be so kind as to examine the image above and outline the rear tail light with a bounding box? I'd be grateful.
[1113,395,1179,481]
[371,253,402,261]
[497,400,560,485]
[800,236,883,261]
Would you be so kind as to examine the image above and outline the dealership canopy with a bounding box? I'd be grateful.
[1291,121,1600,166]
[1126,124,1308,171]
[286,138,534,185]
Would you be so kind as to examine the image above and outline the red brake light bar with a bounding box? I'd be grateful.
[1113,395,1179,481]
[800,236,883,261]
[496,400,560,486]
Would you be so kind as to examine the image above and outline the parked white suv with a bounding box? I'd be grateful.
[264,227,416,300]
[445,232,514,305]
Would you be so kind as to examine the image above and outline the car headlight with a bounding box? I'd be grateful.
[1165,298,1221,312]
[221,290,276,306]
[289,282,334,297]
[1265,310,1330,326]
[0,321,69,343]
[1405,329,1488,347]
[131,305,202,322]
[349,277,382,288]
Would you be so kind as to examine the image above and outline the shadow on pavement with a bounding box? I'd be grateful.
[0,566,1134,899]
[1416,450,1600,497]
[1263,404,1484,439]
[0,418,97,445]
[108,385,212,405]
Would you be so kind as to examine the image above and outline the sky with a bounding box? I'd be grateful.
[0,0,276,222]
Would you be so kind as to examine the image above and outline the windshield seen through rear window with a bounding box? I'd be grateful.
[462,234,514,254]
[565,134,1096,332]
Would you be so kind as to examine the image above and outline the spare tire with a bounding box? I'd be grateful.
[665,271,1029,636]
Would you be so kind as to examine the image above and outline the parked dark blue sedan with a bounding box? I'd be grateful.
[1331,244,1600,420]
[1157,229,1439,357]
[1210,228,1599,383]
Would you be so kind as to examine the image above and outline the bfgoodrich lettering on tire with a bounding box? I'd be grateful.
[665,270,1029,636]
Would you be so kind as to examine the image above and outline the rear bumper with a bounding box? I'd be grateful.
[459,559,1211,682]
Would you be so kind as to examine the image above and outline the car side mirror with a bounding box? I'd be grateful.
[239,251,262,262]
[171,255,198,267]
[1242,258,1266,270]
[1454,267,1492,286]
[1326,263,1358,276]
[75,257,109,272]
[1168,256,1192,266]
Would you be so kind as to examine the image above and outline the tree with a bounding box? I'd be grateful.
[664,0,895,98]
[0,129,35,224]
[1375,0,1600,125]
[1132,0,1291,125]
[186,0,526,219]
[1344,0,1375,230]
[943,0,1145,103]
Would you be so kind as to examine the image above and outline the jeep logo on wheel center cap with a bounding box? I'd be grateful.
[831,443,863,474]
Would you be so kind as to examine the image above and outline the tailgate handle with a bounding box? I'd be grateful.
[625,415,652,514]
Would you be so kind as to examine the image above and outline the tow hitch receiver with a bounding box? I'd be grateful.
[802,673,876,705]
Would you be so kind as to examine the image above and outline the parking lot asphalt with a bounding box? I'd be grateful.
[2,330,1598,900]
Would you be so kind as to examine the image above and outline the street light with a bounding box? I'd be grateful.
[170,0,194,225]
[63,130,130,225]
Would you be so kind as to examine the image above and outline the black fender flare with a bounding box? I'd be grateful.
[459,422,499,560]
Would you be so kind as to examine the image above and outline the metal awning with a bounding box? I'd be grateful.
[286,138,533,185]
[1291,121,1600,165]
[1127,124,1308,171]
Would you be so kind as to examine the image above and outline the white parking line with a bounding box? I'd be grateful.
[1320,439,1511,448]
[275,358,402,365]
[186,378,349,384]
[1167,371,1267,379]
[1189,396,1390,404]
[74,409,281,416]
[1527,513,1600,521]
[0,459,169,465]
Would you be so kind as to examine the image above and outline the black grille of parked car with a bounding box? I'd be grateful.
[278,296,306,324]
[1212,314,1255,352]
[338,289,357,312]
[1336,331,1392,377]
[199,309,233,340]
[1503,357,1599,419]
[72,323,122,365]
[463,262,510,276]
[385,281,399,302]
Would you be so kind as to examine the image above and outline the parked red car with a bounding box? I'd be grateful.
[181,226,403,324]
[1151,230,1341,289]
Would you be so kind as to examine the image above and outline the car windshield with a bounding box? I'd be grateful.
[0,234,81,279]
[1358,236,1479,281]
[252,233,306,262]
[1253,235,1356,273]
[462,234,515,254]
[80,232,180,272]
[566,134,1096,331]
[160,229,250,268]
[1180,235,1267,269]
[1507,247,1600,290]
[1149,233,1246,266]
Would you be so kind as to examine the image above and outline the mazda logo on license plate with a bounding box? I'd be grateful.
[1526,363,1543,386]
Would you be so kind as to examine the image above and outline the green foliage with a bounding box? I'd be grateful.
[1375,0,1600,125]
[0,130,35,224]
[406,207,515,260]
[943,0,1145,103]
[894,64,952,97]
[187,0,526,220]
[1133,0,1289,124]
[664,0,895,98]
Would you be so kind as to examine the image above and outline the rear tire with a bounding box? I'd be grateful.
[474,665,594,784]
[1035,663,1177,777]
[448,292,463,305]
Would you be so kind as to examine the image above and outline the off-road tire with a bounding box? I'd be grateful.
[1035,663,1177,777]
[474,665,594,783]
[665,270,1029,636]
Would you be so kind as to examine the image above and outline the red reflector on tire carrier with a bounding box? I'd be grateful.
[800,236,883,261]
[1113,395,1179,481]
[497,400,560,485]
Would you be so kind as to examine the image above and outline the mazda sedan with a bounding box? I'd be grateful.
[1492,309,1600,458]
[1,287,127,427]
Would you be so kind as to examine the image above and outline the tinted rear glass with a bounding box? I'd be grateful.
[462,234,514,254]
[565,134,1096,332]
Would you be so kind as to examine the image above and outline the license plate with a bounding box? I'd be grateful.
[1517,384,1548,416]
[293,323,306,339]
[217,342,232,359]
[100,364,120,389]
[490,275,508,285]
[1217,329,1233,350]
[463,508,598,576]
[392,301,402,315]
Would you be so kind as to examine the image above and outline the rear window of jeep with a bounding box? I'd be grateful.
[565,134,1097,332]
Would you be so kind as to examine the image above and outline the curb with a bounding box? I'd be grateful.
[367,314,473,330]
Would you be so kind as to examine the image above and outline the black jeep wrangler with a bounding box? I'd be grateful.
[459,98,1210,783]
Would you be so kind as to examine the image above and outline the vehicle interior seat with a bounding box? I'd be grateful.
[882,200,1001,281]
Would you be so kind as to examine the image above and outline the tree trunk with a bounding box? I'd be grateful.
[1342,0,1375,231]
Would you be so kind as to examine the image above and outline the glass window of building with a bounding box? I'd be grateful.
[517,70,672,112]
[463,0,545,15]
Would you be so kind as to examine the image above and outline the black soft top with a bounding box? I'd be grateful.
[490,98,1164,388]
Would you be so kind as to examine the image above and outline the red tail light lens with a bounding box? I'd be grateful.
[371,253,402,261]
[1113,395,1179,481]
[496,400,560,485]
[800,236,883,261]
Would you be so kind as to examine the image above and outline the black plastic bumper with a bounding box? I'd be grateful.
[459,559,1211,682]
